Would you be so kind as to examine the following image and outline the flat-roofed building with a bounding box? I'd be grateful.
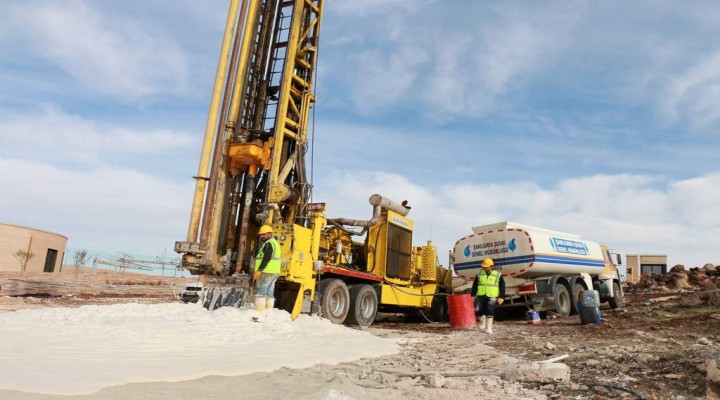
[0,223,67,273]
[625,254,668,284]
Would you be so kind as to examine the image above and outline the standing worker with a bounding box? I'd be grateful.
[471,258,505,334]
[253,225,281,312]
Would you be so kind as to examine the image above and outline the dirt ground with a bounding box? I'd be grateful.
[373,289,720,399]
[1,269,719,399]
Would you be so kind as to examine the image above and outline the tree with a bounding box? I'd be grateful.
[73,250,89,268]
[73,250,89,283]
[12,249,35,273]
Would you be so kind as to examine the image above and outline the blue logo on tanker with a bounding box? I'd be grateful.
[464,245,471,257]
[550,237,588,255]
[509,238,516,252]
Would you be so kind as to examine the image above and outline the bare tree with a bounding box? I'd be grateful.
[73,250,89,283]
[12,249,35,273]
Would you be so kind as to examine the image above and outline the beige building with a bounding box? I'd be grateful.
[0,223,68,273]
[625,254,667,284]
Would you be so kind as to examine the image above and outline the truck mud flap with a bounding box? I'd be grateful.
[274,280,302,314]
[200,287,248,310]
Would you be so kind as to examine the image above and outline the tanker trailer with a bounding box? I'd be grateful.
[452,222,623,317]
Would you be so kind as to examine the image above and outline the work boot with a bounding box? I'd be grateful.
[265,297,275,310]
[255,297,266,312]
[477,316,486,331]
[485,317,494,334]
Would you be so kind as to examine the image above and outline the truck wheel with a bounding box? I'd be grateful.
[608,281,623,309]
[553,284,571,317]
[570,282,585,315]
[346,285,378,328]
[319,279,350,324]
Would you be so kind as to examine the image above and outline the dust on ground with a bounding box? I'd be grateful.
[1,268,719,399]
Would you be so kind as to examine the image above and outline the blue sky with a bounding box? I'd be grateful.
[1,0,719,269]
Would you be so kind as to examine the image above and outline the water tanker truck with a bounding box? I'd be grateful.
[452,222,623,317]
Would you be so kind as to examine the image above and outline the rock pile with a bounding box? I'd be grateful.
[627,263,719,292]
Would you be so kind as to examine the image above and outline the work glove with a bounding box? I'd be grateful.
[253,271,262,281]
[497,298,504,305]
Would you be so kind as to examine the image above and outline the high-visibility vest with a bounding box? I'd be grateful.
[476,270,501,297]
[255,237,281,274]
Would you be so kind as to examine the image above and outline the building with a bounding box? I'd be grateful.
[625,254,668,284]
[0,223,68,273]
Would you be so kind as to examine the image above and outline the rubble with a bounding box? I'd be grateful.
[626,263,720,293]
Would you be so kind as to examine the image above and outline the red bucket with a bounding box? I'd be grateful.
[447,294,476,330]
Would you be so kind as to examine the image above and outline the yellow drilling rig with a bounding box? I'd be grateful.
[175,0,452,327]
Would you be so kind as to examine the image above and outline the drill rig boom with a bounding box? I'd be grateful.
[175,0,324,279]
[176,0,448,325]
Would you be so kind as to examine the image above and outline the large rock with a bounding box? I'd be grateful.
[703,264,717,273]
[690,270,709,283]
[680,289,720,307]
[671,264,686,273]
[503,362,570,383]
[670,274,691,289]
[699,279,719,290]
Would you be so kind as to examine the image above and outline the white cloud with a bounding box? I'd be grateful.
[315,170,720,269]
[668,173,720,228]
[660,50,720,129]
[3,1,189,99]
[0,159,192,255]
[0,105,194,165]
[322,3,577,119]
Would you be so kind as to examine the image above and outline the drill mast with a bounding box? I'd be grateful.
[176,0,324,276]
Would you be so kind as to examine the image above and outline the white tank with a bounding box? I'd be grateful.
[453,222,607,280]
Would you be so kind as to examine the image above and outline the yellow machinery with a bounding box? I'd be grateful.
[175,0,450,327]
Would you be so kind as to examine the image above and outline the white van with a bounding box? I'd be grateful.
[180,282,203,303]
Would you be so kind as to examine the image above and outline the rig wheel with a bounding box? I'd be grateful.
[318,279,350,324]
[346,284,378,328]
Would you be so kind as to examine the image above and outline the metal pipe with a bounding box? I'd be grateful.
[186,0,242,243]
[326,194,410,236]
[205,0,262,265]
[234,168,256,274]
[200,0,250,246]
[225,0,260,131]
[369,193,410,216]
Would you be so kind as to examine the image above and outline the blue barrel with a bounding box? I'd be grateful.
[578,290,601,325]
[581,290,600,307]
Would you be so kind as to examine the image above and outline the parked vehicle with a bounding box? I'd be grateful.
[180,282,203,303]
[452,221,623,317]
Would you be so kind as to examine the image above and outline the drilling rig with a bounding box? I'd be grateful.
[175,0,452,327]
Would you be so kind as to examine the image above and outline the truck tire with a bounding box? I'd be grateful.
[319,279,350,324]
[430,293,449,322]
[346,284,378,328]
[570,282,586,315]
[553,284,571,317]
[608,281,623,309]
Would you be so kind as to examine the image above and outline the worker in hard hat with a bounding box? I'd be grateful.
[471,258,505,334]
[253,225,281,313]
